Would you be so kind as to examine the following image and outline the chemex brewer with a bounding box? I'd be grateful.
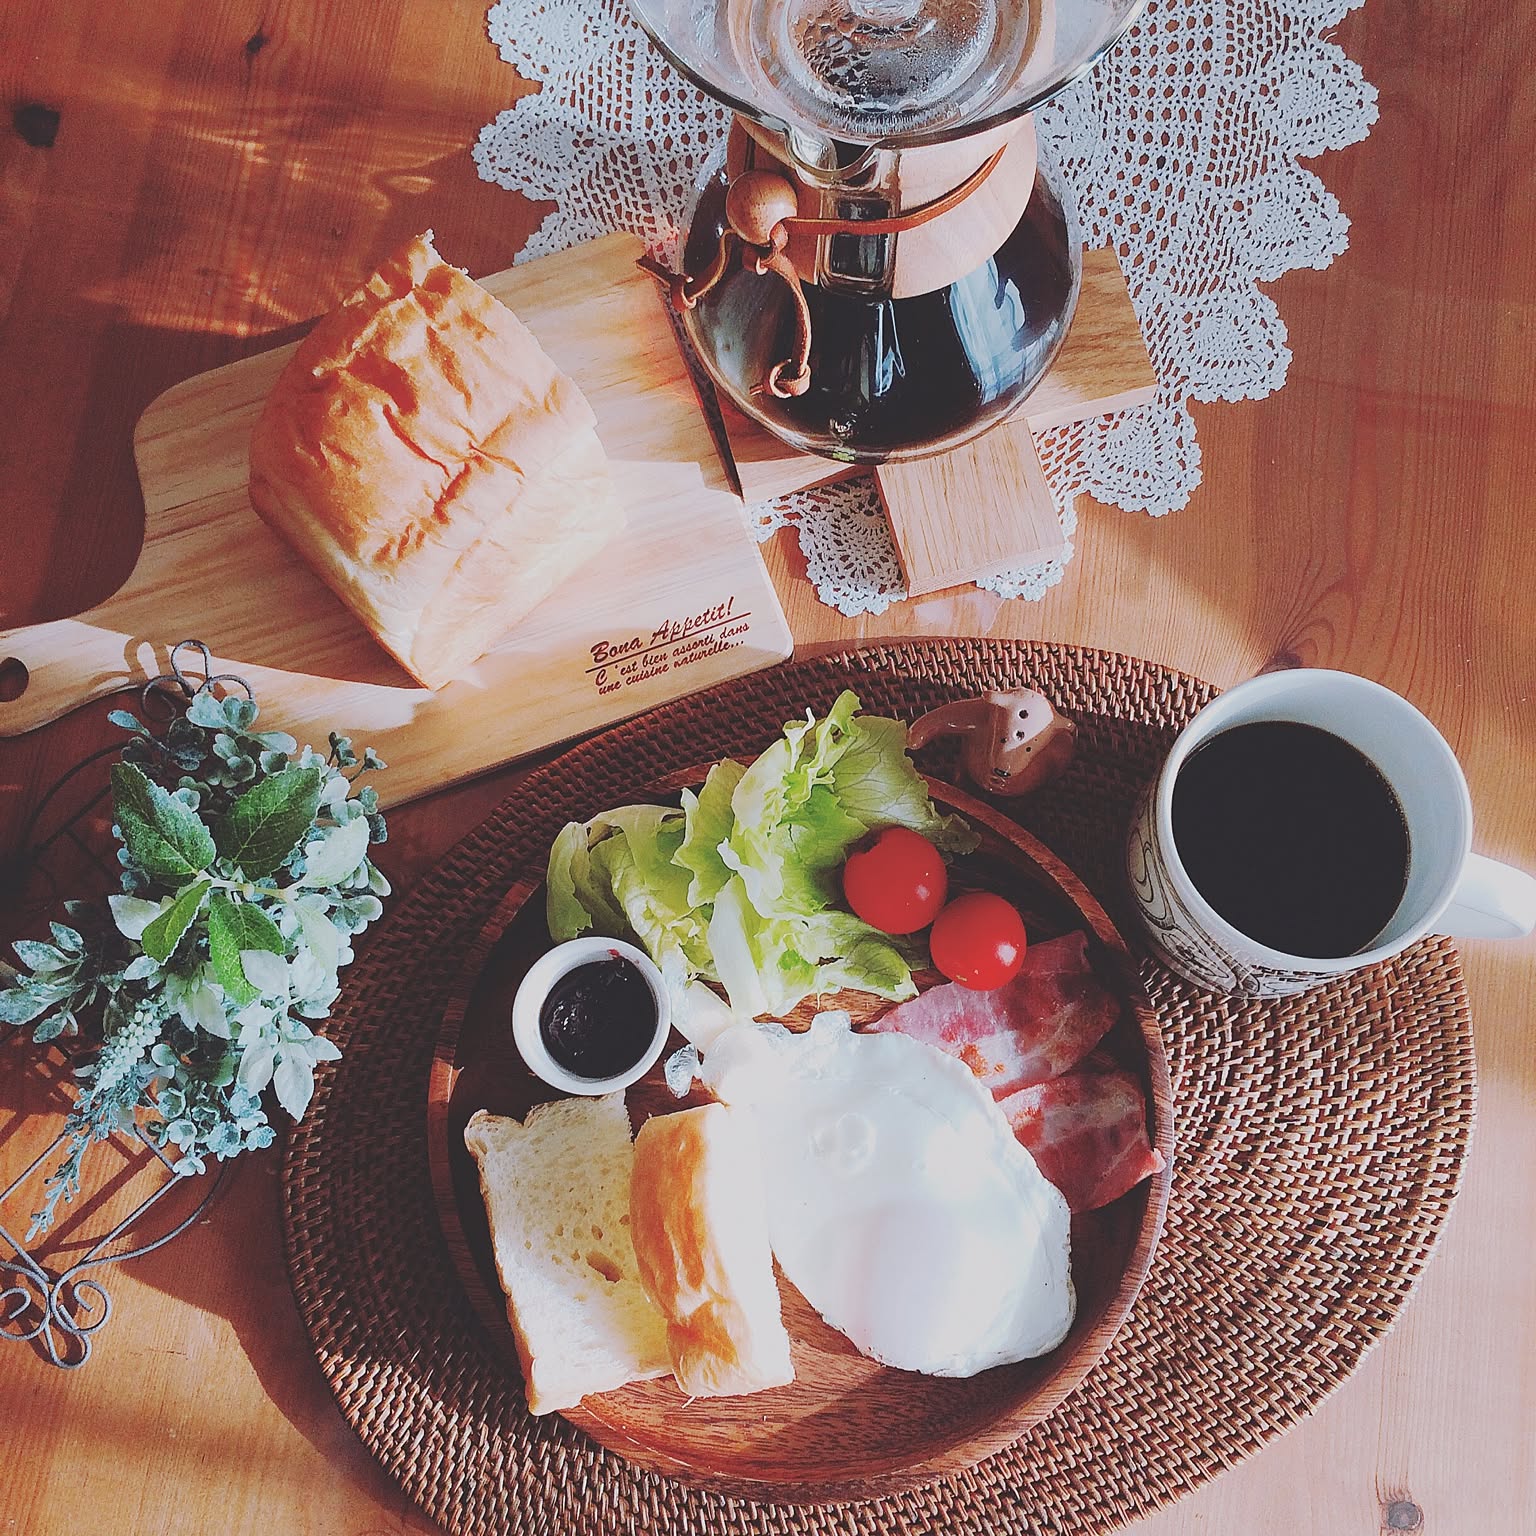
[632,0,1147,462]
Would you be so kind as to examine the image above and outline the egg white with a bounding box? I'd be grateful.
[700,1012,1075,1376]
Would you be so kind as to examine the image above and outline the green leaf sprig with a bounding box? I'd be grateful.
[1,689,389,1237]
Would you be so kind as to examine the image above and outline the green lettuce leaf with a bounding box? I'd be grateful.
[540,690,973,1019]
[829,712,979,851]
[720,782,864,918]
[546,805,709,983]
[673,759,746,906]
[703,880,919,1016]
[546,819,631,939]
[796,910,922,1002]
[605,815,714,982]
[705,876,816,1019]
[722,692,864,919]
[719,689,972,922]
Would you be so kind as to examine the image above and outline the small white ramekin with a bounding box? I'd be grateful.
[510,936,671,1095]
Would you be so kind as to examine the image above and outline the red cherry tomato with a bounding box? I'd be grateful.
[841,827,949,935]
[929,891,1027,989]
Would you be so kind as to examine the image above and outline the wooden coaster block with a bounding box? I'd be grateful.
[1016,250,1156,431]
[717,247,1155,505]
[876,424,1065,597]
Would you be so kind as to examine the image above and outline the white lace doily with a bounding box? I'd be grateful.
[475,0,1377,614]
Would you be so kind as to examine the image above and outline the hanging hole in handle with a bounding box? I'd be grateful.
[0,657,29,702]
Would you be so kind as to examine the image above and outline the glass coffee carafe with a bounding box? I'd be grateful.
[631,0,1147,463]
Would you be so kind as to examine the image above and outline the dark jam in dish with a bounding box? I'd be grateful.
[538,955,657,1079]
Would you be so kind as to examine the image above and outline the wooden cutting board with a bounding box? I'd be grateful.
[0,234,793,808]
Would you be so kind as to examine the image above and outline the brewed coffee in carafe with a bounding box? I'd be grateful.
[681,154,1076,461]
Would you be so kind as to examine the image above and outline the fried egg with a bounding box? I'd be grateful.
[699,1011,1074,1376]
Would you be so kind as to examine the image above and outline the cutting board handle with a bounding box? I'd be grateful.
[0,624,415,742]
[0,621,165,736]
[0,626,307,737]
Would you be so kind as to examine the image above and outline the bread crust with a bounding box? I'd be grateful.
[629,1104,794,1397]
[463,1111,546,1404]
[248,232,623,688]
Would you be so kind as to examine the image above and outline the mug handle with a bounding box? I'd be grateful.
[1439,853,1536,940]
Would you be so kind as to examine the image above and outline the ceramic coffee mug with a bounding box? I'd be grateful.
[1125,669,1536,997]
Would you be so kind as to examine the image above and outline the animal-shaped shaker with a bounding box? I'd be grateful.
[908,690,1076,798]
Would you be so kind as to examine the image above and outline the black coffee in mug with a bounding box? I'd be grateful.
[1170,721,1410,958]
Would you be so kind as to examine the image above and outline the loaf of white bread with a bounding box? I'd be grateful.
[463,1097,669,1415]
[629,1103,794,1398]
[465,1096,793,1414]
[248,231,624,690]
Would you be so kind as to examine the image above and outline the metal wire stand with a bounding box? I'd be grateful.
[0,1124,226,1367]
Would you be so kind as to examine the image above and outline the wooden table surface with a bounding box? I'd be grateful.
[1,1,1531,1533]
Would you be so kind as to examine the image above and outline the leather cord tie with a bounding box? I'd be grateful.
[638,144,1007,400]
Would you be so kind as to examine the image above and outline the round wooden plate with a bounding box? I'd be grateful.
[426,774,1173,1504]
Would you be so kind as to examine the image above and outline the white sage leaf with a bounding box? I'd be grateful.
[186,983,229,1037]
[240,948,290,997]
[289,946,332,1003]
[237,1043,276,1095]
[299,817,369,888]
[307,1036,342,1064]
[318,773,351,810]
[235,1001,274,1048]
[296,902,341,974]
[109,895,165,940]
[273,1051,315,1119]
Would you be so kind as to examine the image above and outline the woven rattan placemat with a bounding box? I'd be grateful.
[282,641,1476,1535]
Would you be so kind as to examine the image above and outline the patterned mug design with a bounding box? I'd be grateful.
[1125,783,1340,998]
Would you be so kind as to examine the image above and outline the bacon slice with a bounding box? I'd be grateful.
[999,1060,1164,1213]
[869,931,1119,1098]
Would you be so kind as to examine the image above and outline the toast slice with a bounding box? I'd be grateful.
[629,1103,795,1397]
[464,1096,669,1414]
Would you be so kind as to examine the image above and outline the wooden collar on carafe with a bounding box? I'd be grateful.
[640,118,1036,400]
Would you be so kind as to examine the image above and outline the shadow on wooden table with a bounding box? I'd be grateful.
[0,834,441,1531]
[126,1152,443,1522]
